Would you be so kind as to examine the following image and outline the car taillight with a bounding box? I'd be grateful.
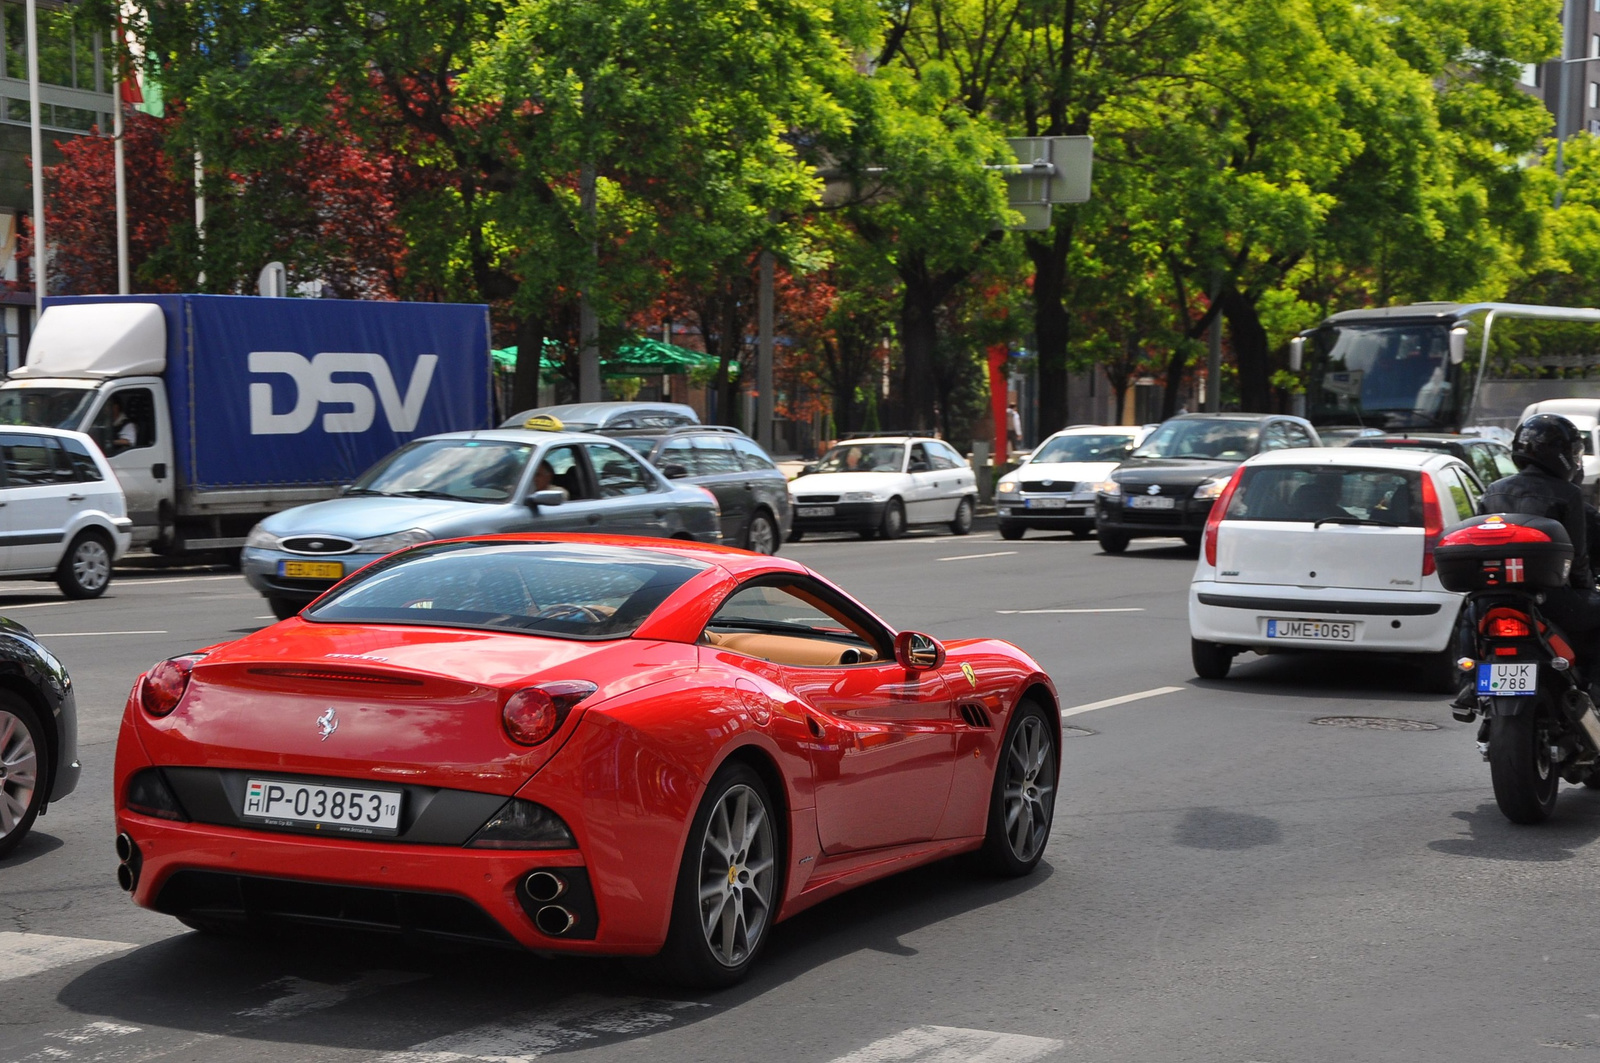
[1486,613,1533,638]
[139,655,204,717]
[502,681,598,745]
[1421,474,1444,576]
[1203,466,1247,567]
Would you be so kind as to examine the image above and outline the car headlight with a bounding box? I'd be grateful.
[997,481,1018,494]
[1095,479,1122,496]
[354,528,433,554]
[841,491,884,502]
[244,525,281,551]
[1193,476,1229,501]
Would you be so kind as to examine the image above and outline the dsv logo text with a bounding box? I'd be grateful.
[248,352,438,435]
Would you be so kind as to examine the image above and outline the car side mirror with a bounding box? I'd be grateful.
[525,489,567,510]
[909,460,930,473]
[801,463,817,476]
[894,631,946,672]
[660,463,690,480]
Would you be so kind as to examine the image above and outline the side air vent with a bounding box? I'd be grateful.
[959,704,992,729]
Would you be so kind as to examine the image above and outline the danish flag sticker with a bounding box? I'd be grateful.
[1506,557,1525,583]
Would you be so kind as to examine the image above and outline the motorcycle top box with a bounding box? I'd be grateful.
[1434,513,1573,593]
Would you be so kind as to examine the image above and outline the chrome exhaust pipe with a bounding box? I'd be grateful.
[524,871,566,904]
[116,862,135,892]
[115,832,134,863]
[534,904,577,936]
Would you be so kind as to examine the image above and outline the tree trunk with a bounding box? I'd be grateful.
[897,280,940,433]
[511,314,544,418]
[1027,223,1073,435]
[1221,287,1272,412]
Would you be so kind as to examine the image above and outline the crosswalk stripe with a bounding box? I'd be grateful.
[825,1025,1063,1063]
[0,932,135,983]
[376,996,711,1062]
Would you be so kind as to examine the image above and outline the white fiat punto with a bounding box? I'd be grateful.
[1188,447,1481,690]
[0,426,132,598]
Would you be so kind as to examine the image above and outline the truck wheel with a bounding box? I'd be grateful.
[267,597,302,621]
[56,531,113,599]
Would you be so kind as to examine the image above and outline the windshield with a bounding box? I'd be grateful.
[814,443,905,473]
[0,387,96,430]
[1307,323,1453,430]
[306,541,708,639]
[1031,433,1136,464]
[1225,466,1423,526]
[1132,420,1260,460]
[351,440,533,503]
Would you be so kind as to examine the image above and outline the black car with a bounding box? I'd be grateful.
[1096,413,1322,553]
[602,425,792,553]
[1345,433,1515,489]
[0,616,79,859]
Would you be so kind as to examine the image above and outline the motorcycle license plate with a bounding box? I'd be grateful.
[1477,662,1537,697]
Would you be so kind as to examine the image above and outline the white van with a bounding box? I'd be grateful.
[0,427,132,597]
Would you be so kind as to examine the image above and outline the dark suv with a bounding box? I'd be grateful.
[1096,413,1322,553]
[1344,433,1514,489]
[602,426,792,553]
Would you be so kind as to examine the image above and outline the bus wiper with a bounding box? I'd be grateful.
[1314,516,1400,529]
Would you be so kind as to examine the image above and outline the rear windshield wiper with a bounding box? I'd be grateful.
[1314,516,1402,529]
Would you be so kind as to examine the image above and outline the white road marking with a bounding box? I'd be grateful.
[378,996,710,1062]
[936,551,1017,562]
[996,607,1144,614]
[826,1025,1062,1063]
[32,630,168,637]
[114,575,246,586]
[0,932,135,983]
[1061,685,1184,719]
[48,1021,142,1044]
[237,970,424,1021]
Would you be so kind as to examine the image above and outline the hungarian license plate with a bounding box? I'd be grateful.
[798,506,835,517]
[1128,495,1176,510]
[243,778,403,835]
[1477,662,1537,696]
[1025,498,1069,509]
[280,560,344,580]
[1266,618,1356,641]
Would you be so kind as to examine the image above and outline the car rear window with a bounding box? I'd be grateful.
[1224,466,1423,526]
[304,541,709,639]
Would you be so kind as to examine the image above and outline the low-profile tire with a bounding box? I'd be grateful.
[654,762,779,988]
[878,499,906,540]
[1098,528,1130,554]
[1489,710,1559,824]
[974,700,1056,877]
[0,695,47,860]
[267,597,302,622]
[786,526,804,543]
[743,510,779,555]
[998,522,1025,541]
[949,497,974,535]
[1191,638,1234,680]
[56,531,113,599]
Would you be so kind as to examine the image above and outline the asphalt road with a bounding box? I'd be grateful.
[4,528,1599,1062]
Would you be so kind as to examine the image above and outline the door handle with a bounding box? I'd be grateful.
[743,483,753,491]
[152,463,167,480]
[654,508,668,517]
[67,494,85,502]
[586,514,602,524]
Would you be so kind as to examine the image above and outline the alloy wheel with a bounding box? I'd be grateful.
[696,783,775,967]
[0,709,39,841]
[73,540,110,593]
[747,514,777,555]
[1001,713,1055,862]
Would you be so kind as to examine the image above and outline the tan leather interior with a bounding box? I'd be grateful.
[703,629,878,667]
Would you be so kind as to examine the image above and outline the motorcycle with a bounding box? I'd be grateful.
[1437,513,1600,823]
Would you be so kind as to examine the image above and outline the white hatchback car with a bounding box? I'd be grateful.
[0,426,132,598]
[996,424,1151,539]
[788,436,979,540]
[1189,447,1483,689]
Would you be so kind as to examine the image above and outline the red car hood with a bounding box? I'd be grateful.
[138,621,698,793]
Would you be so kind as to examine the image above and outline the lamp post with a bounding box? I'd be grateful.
[25,0,44,314]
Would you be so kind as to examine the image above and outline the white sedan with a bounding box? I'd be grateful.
[1188,447,1481,690]
[788,436,978,540]
[996,425,1150,539]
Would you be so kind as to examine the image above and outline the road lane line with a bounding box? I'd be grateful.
[996,607,1145,615]
[936,551,1017,562]
[826,1025,1063,1063]
[32,630,168,637]
[1061,685,1183,719]
[114,574,246,586]
[0,931,135,982]
[377,996,710,1061]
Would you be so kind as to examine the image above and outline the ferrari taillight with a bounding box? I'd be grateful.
[139,655,204,718]
[502,681,597,746]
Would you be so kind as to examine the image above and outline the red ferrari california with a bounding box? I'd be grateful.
[113,535,1059,985]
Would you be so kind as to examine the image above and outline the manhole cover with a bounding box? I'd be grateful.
[1061,725,1097,738]
[1311,716,1440,731]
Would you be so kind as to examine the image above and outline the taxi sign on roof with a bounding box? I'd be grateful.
[523,414,564,432]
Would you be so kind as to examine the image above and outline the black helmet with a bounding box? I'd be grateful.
[1511,414,1586,483]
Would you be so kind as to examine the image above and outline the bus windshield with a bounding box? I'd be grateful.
[1305,323,1455,432]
